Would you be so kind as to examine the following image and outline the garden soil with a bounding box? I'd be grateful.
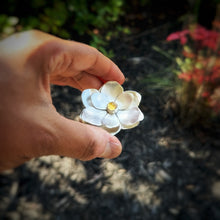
[1,2,220,220]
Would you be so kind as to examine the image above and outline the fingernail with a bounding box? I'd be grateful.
[100,141,122,158]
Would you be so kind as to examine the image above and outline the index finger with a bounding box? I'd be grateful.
[62,41,125,85]
[86,50,125,85]
[45,39,125,89]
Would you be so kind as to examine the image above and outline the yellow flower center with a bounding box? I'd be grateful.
[107,102,118,114]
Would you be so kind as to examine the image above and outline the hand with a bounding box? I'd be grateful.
[0,30,125,171]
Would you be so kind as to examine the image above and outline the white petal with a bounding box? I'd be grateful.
[102,113,120,128]
[91,92,109,110]
[100,81,123,101]
[121,121,140,130]
[116,92,133,110]
[81,89,98,107]
[117,107,144,128]
[124,91,142,107]
[138,111,144,121]
[103,125,121,135]
[80,107,106,126]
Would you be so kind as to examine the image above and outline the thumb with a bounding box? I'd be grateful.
[50,114,122,161]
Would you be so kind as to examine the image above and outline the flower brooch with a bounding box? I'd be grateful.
[79,81,144,135]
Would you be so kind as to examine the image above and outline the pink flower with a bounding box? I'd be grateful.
[166,30,189,45]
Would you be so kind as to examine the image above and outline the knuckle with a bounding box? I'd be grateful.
[80,139,96,161]
[79,127,102,160]
[48,49,65,73]
[74,72,85,82]
[34,127,56,157]
[45,42,73,74]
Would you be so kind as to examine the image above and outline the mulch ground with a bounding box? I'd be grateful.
[1,2,220,220]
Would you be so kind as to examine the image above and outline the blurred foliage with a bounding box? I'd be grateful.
[166,23,220,128]
[0,0,149,57]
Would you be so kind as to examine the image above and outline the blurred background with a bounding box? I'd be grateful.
[0,0,217,55]
[1,0,220,220]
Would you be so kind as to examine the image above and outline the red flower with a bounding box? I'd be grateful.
[202,91,210,98]
[202,31,219,50]
[182,50,195,58]
[166,30,189,45]
[210,65,220,82]
[190,25,219,50]
[178,72,192,81]
[190,25,209,40]
[193,68,206,84]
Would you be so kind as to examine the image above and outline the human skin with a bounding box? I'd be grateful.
[0,30,125,171]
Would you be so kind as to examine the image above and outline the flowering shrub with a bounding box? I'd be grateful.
[167,24,220,125]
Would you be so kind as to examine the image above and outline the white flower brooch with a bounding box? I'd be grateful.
[79,81,144,135]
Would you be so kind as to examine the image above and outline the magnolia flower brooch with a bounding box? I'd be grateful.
[79,81,144,135]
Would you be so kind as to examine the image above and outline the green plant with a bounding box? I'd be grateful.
[0,0,133,57]
[0,15,19,38]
